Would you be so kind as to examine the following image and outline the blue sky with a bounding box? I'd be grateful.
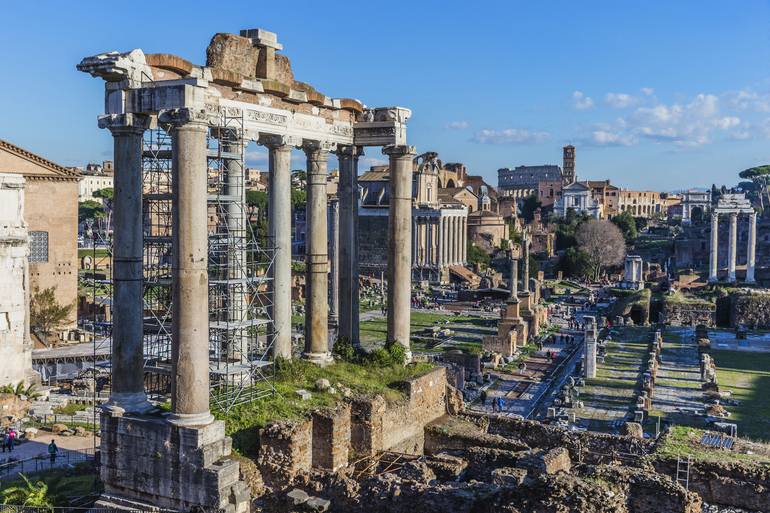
[3,0,770,190]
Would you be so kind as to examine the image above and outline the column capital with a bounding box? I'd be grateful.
[303,140,336,157]
[335,144,364,158]
[382,144,416,158]
[730,211,739,220]
[158,108,208,129]
[259,133,301,149]
[98,113,151,135]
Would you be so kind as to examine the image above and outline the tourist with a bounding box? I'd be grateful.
[0,430,7,453]
[496,397,505,412]
[480,389,488,406]
[48,439,59,465]
[7,428,15,452]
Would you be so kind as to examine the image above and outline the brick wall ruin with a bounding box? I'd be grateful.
[729,291,770,328]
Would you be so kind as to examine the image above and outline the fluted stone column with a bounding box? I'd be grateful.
[328,197,340,340]
[440,217,446,268]
[412,218,418,265]
[165,109,213,426]
[709,212,719,283]
[100,113,152,415]
[452,216,458,264]
[263,137,294,359]
[337,145,361,346]
[747,211,757,283]
[384,145,415,355]
[461,217,467,263]
[728,212,738,283]
[303,142,332,364]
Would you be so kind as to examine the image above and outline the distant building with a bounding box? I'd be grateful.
[562,145,576,185]
[358,152,468,283]
[78,160,114,201]
[553,181,602,219]
[681,190,711,223]
[498,164,562,199]
[0,138,80,330]
[618,190,665,218]
[586,180,619,218]
[537,180,563,208]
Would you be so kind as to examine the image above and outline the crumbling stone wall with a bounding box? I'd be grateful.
[730,291,770,328]
[653,458,770,512]
[312,404,351,472]
[382,367,447,453]
[661,299,716,327]
[481,414,653,464]
[257,420,312,487]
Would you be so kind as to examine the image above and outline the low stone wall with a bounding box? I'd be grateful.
[730,292,770,328]
[381,367,447,454]
[480,414,653,464]
[653,458,770,513]
[256,367,448,487]
[661,299,716,327]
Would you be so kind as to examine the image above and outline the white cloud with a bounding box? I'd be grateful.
[641,87,655,96]
[446,120,470,130]
[572,91,594,110]
[605,92,639,109]
[589,130,637,146]
[726,89,770,113]
[471,128,551,145]
[246,149,268,164]
[578,92,747,148]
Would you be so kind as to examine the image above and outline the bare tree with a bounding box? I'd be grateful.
[576,219,626,281]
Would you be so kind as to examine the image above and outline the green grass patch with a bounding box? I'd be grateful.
[711,349,770,442]
[655,425,770,465]
[77,248,110,259]
[218,358,434,456]
[52,403,88,415]
[359,311,477,346]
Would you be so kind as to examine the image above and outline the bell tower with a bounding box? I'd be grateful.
[563,145,576,185]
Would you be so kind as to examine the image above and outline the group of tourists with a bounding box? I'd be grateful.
[479,389,507,413]
[1,428,17,452]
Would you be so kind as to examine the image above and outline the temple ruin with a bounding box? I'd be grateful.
[77,28,415,511]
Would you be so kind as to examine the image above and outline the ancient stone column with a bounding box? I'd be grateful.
[100,113,152,415]
[412,218,418,265]
[328,197,340,337]
[522,233,530,293]
[728,212,738,283]
[337,145,361,347]
[709,212,719,283]
[510,256,518,299]
[384,145,415,355]
[303,141,332,364]
[263,137,294,359]
[165,108,214,426]
[440,217,446,268]
[462,216,467,263]
[747,211,757,283]
[451,216,458,264]
[583,315,597,379]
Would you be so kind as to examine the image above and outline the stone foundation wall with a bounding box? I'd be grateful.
[729,292,770,328]
[661,300,716,327]
[99,414,248,512]
[653,458,770,512]
[381,367,447,454]
[256,367,448,487]
[482,414,653,464]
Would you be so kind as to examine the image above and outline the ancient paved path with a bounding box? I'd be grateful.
[0,432,96,481]
[652,327,704,416]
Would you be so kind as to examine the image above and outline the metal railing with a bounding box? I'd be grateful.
[0,448,95,481]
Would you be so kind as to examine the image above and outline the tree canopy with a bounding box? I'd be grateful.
[611,211,638,244]
[78,200,105,223]
[576,219,626,280]
[93,187,114,202]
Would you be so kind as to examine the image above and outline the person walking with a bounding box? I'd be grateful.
[480,389,488,407]
[7,428,15,452]
[48,439,59,465]
[496,396,505,413]
[1,430,7,453]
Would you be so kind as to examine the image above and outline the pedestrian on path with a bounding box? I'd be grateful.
[1,431,7,453]
[496,397,505,412]
[7,428,16,452]
[48,439,59,465]
[480,389,488,406]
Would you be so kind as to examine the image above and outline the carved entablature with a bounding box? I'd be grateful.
[353,106,410,147]
[77,49,153,85]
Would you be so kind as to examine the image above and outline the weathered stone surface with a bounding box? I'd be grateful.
[206,33,258,79]
[621,421,644,438]
[445,384,464,415]
[730,292,770,329]
[518,447,571,476]
[490,467,527,487]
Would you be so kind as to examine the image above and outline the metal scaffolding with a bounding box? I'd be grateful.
[141,111,276,413]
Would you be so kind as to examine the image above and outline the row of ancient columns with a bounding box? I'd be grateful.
[709,211,757,283]
[104,109,415,421]
[411,214,466,268]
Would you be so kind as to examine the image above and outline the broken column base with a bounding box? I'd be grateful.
[96,412,249,513]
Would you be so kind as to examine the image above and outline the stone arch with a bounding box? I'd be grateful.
[446,179,455,188]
